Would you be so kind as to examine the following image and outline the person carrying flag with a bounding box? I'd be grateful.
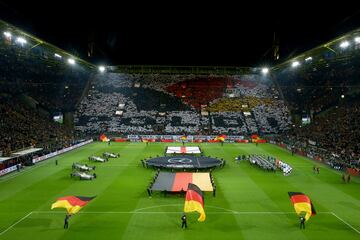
[181,136,187,146]
[52,196,95,228]
[181,214,187,229]
[288,192,316,226]
[299,214,306,229]
[64,213,72,229]
[215,135,226,146]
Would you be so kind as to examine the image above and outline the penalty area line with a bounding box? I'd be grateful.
[331,212,360,235]
[0,212,33,236]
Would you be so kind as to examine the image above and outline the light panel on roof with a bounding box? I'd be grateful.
[15,37,27,45]
[67,58,75,65]
[261,67,269,74]
[3,31,12,38]
[292,61,300,67]
[339,41,350,49]
[98,66,106,72]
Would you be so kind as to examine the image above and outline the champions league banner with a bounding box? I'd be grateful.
[146,156,223,169]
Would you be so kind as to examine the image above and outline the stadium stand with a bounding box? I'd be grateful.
[274,40,360,169]
[75,73,291,135]
[2,18,359,174]
[0,20,93,168]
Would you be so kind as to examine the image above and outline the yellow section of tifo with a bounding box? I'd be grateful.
[192,173,213,192]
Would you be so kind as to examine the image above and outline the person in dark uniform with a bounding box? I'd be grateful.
[147,188,152,197]
[64,214,71,229]
[181,214,187,229]
[180,188,185,196]
[299,216,305,229]
[55,159,58,166]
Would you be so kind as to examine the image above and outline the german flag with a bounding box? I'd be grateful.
[184,183,206,222]
[99,134,109,142]
[288,192,316,221]
[215,135,226,142]
[51,196,95,214]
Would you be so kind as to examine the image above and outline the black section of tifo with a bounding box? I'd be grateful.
[151,172,176,191]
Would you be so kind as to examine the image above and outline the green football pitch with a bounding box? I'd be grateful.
[0,142,359,240]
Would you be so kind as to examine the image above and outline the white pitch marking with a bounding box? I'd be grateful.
[0,212,33,236]
[32,210,332,215]
[0,210,348,237]
[331,212,360,235]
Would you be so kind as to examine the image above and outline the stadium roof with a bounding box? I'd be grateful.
[1,1,360,67]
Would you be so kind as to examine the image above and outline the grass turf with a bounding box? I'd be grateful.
[0,142,359,240]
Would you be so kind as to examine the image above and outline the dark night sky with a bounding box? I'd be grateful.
[1,1,360,66]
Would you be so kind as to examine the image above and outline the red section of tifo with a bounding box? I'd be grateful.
[172,173,193,191]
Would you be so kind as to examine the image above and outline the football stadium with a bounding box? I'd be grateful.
[1,3,360,240]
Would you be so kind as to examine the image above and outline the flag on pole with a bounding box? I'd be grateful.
[288,192,316,221]
[215,135,226,142]
[51,196,95,214]
[100,134,109,142]
[184,183,206,222]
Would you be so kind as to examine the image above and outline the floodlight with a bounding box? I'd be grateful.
[16,37,27,45]
[261,67,269,74]
[98,66,106,72]
[68,58,75,65]
[292,61,300,67]
[3,32,12,38]
[339,41,350,49]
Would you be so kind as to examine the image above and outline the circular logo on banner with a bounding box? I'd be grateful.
[167,158,193,164]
